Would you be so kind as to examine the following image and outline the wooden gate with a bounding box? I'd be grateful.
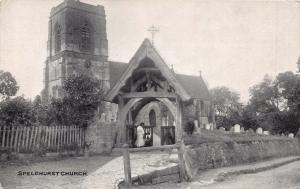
[161,126,175,145]
[126,125,154,147]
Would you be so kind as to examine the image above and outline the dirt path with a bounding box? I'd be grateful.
[0,155,115,189]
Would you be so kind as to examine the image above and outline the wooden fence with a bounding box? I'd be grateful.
[0,125,85,153]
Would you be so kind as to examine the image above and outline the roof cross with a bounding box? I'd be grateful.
[147,25,159,46]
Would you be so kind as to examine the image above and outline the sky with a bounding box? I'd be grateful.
[0,0,300,103]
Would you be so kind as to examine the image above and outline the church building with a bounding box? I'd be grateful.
[41,0,215,147]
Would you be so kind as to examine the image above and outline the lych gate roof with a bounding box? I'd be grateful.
[106,38,211,102]
[108,61,211,101]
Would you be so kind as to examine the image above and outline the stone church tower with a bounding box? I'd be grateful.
[41,0,109,104]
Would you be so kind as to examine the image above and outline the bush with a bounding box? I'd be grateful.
[0,97,35,126]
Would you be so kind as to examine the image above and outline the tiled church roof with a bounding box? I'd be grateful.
[175,74,210,100]
[108,61,210,100]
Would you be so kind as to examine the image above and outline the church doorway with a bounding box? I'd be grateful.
[149,109,156,127]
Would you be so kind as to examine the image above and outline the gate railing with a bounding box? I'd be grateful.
[127,125,176,147]
[161,126,176,145]
[126,125,155,147]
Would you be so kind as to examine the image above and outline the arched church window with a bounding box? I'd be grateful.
[80,22,90,50]
[55,24,62,53]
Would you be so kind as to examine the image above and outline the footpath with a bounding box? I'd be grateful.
[190,156,300,187]
[81,155,300,189]
[81,151,177,189]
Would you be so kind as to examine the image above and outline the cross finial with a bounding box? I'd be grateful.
[147,25,159,46]
[171,64,174,72]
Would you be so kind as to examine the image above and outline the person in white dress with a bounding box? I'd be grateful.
[135,123,145,147]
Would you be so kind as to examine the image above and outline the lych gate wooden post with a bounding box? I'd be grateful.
[122,143,132,187]
[177,140,186,181]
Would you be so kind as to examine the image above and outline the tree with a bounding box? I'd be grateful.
[249,75,281,113]
[274,72,300,112]
[0,97,35,127]
[240,104,259,130]
[210,86,242,130]
[61,74,104,126]
[248,73,300,134]
[0,70,19,101]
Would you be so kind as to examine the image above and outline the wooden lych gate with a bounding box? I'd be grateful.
[105,40,189,146]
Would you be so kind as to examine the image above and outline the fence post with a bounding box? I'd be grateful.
[122,143,132,188]
[2,125,6,148]
[177,140,186,182]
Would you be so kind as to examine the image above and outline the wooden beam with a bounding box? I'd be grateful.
[122,144,132,187]
[134,67,160,74]
[121,91,177,99]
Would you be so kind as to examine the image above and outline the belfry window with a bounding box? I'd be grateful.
[55,25,61,53]
[80,22,90,50]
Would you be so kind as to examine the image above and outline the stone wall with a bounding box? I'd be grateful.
[183,138,300,179]
[85,121,117,154]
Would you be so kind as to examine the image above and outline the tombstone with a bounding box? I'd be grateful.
[281,133,285,137]
[230,127,234,132]
[194,120,199,128]
[263,131,270,135]
[205,124,210,130]
[233,124,241,133]
[209,123,214,130]
[256,127,263,134]
[248,128,254,133]
[193,120,201,134]
[288,133,294,138]
[219,127,226,131]
[240,127,245,132]
[100,113,106,122]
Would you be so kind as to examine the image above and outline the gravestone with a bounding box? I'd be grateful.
[230,127,234,132]
[241,127,245,132]
[208,123,213,130]
[205,124,210,130]
[248,128,254,133]
[288,133,294,138]
[256,127,263,134]
[194,120,201,134]
[263,131,270,135]
[281,133,285,137]
[194,120,199,128]
[233,124,241,133]
[219,127,226,131]
[100,113,106,122]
